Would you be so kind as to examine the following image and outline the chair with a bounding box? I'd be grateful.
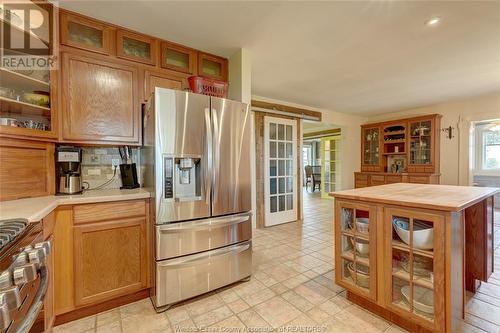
[304,165,321,192]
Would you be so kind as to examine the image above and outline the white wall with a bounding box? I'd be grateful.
[251,95,367,190]
[367,91,500,185]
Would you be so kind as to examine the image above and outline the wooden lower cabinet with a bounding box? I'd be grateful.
[73,217,148,306]
[354,172,440,188]
[43,212,56,332]
[335,199,447,332]
[53,199,150,319]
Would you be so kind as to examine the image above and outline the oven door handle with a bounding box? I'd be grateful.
[14,266,48,333]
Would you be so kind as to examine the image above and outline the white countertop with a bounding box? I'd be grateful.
[0,188,151,222]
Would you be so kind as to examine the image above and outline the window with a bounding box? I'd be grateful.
[483,129,500,170]
[474,121,500,172]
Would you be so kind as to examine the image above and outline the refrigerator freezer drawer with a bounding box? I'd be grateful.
[153,241,252,308]
[155,212,252,260]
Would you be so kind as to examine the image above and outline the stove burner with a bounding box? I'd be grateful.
[0,220,27,250]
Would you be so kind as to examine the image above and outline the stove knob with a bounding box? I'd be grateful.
[26,248,46,268]
[35,241,51,256]
[13,263,37,286]
[0,271,12,289]
[23,245,33,252]
[0,286,21,311]
[0,294,11,331]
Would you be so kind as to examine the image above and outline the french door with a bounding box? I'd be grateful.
[264,117,297,226]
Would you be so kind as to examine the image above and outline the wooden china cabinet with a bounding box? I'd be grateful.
[356,114,441,188]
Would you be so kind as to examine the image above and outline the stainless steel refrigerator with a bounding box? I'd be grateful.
[142,88,252,312]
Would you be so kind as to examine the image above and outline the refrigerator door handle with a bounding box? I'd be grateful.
[212,108,220,204]
[205,108,212,206]
[158,214,250,233]
[157,242,251,268]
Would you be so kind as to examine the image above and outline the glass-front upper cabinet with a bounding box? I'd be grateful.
[321,135,341,198]
[335,201,377,301]
[0,2,56,138]
[61,12,113,55]
[409,119,433,165]
[161,42,197,75]
[361,126,381,171]
[198,52,228,81]
[385,208,445,332]
[117,30,157,65]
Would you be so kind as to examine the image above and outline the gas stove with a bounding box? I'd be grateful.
[0,219,51,333]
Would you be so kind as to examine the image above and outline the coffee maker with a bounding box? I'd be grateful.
[56,146,83,195]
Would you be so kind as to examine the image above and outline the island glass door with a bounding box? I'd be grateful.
[335,201,377,301]
[385,208,445,332]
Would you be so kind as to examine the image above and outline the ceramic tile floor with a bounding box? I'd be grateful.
[54,191,500,333]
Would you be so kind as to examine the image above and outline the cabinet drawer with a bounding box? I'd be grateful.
[385,175,402,184]
[370,175,385,186]
[355,181,368,188]
[355,173,368,181]
[74,200,146,224]
[408,176,430,184]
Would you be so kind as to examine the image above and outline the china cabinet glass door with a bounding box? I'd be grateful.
[363,127,380,166]
[385,208,444,332]
[336,201,377,300]
[409,120,433,165]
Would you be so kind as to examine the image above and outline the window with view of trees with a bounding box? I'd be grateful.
[483,129,500,170]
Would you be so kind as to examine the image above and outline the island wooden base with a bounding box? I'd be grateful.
[347,291,434,333]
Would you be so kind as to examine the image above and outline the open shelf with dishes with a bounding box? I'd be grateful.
[0,3,56,139]
[335,201,377,301]
[385,208,445,331]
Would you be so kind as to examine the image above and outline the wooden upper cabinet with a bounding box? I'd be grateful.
[117,30,157,65]
[61,52,140,145]
[144,70,185,102]
[161,42,197,75]
[407,115,441,173]
[198,52,228,81]
[60,12,113,55]
[361,125,383,172]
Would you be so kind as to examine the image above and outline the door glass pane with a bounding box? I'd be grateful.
[286,160,292,175]
[165,48,189,68]
[286,194,293,210]
[270,178,277,195]
[68,21,103,48]
[410,121,432,165]
[278,195,285,211]
[270,142,276,158]
[123,36,151,59]
[286,143,293,158]
[278,160,285,176]
[286,125,292,141]
[270,123,276,140]
[341,207,354,231]
[270,196,277,213]
[286,177,293,193]
[270,160,277,177]
[278,124,285,140]
[278,178,285,194]
[278,143,285,158]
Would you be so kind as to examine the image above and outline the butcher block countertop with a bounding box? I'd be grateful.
[329,183,499,212]
[0,188,150,222]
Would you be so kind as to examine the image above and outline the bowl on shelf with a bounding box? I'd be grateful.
[393,218,433,250]
[401,285,434,315]
[350,237,370,256]
[23,92,50,107]
[347,262,370,288]
[355,217,369,234]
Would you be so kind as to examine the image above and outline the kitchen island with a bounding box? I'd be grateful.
[330,183,498,333]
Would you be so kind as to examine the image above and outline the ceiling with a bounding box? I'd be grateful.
[58,1,500,115]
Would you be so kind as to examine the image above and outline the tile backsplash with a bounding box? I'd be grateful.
[81,147,141,190]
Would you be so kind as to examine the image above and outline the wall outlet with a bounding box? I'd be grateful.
[111,159,120,168]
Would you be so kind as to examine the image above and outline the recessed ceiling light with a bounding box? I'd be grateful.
[425,17,440,26]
